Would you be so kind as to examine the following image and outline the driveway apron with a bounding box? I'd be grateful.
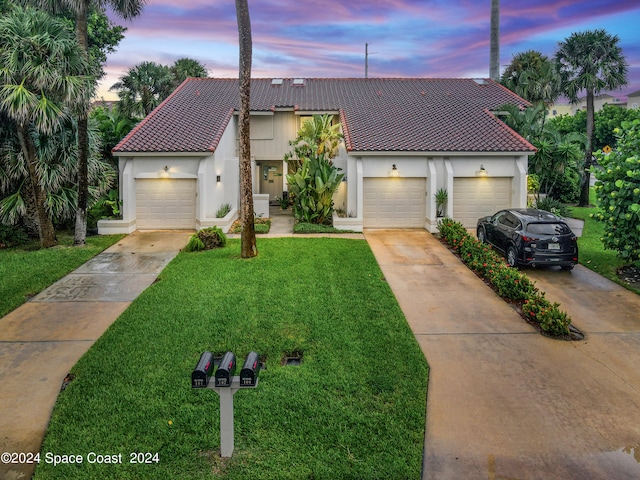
[365,229,640,480]
[0,231,192,480]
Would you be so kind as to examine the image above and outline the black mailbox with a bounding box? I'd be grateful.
[192,351,214,388]
[214,351,236,387]
[240,352,260,387]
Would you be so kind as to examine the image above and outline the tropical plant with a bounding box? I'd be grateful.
[184,226,227,252]
[1,116,115,232]
[170,58,208,89]
[286,155,344,225]
[497,103,546,141]
[0,5,93,247]
[529,129,585,200]
[284,114,343,172]
[25,0,145,245]
[110,61,173,118]
[593,119,640,267]
[500,50,562,107]
[89,103,135,166]
[215,202,232,218]
[556,29,628,206]
[434,188,448,217]
[236,0,257,258]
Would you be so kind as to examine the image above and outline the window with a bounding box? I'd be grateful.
[526,223,571,235]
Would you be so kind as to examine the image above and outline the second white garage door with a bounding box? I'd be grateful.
[364,178,426,228]
[453,177,512,228]
[136,178,196,229]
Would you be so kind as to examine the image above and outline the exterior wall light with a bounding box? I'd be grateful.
[216,175,222,183]
[389,164,400,177]
[476,164,488,177]
[159,165,170,178]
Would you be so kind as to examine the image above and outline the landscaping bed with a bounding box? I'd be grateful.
[437,218,583,340]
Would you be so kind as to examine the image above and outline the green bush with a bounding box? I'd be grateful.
[0,224,28,248]
[437,218,572,336]
[593,119,640,267]
[535,196,572,218]
[548,168,581,204]
[215,202,232,218]
[184,227,227,252]
[522,293,571,336]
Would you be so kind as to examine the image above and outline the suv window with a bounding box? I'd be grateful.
[526,222,571,235]
[499,213,519,229]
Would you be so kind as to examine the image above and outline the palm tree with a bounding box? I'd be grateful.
[170,58,208,89]
[236,0,257,258]
[30,0,147,244]
[501,50,562,107]
[0,5,92,247]
[490,0,500,81]
[556,29,628,206]
[110,61,173,118]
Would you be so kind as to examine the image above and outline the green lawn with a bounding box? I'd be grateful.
[569,190,640,295]
[35,238,429,480]
[0,233,124,317]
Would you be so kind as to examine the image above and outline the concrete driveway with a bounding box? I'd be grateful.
[0,231,192,480]
[365,230,640,480]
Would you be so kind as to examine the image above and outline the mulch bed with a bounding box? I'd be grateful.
[438,238,585,341]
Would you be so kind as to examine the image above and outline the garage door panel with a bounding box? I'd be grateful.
[364,178,426,228]
[453,178,512,228]
[136,179,196,229]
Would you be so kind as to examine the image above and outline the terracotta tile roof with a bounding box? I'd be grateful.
[113,77,535,154]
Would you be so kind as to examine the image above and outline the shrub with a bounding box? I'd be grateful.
[437,218,573,336]
[522,293,571,336]
[534,196,572,218]
[184,226,227,252]
[593,119,640,267]
[215,202,232,218]
[0,224,28,248]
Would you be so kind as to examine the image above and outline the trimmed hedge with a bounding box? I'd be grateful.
[438,218,572,336]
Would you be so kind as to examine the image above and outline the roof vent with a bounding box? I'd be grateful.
[271,78,283,85]
[473,78,488,85]
[292,78,305,86]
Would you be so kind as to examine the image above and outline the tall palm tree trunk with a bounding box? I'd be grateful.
[74,1,90,245]
[580,89,595,206]
[490,0,500,81]
[17,126,56,247]
[236,0,257,258]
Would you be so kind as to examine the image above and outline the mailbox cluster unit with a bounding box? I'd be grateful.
[191,351,260,389]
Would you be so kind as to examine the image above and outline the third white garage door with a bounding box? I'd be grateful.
[364,178,426,228]
[453,177,512,228]
[136,178,196,229]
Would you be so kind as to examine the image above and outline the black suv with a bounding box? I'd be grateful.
[476,209,579,270]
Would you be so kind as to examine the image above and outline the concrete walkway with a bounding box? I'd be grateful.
[0,231,192,480]
[365,229,640,480]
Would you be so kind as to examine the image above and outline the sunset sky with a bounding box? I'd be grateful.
[99,0,640,101]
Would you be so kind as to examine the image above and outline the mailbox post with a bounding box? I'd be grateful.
[193,351,260,458]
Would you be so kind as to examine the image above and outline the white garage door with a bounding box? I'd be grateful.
[364,178,426,228]
[453,177,512,228]
[136,179,196,229]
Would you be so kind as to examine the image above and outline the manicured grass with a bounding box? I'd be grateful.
[294,222,354,234]
[0,233,124,317]
[569,189,640,294]
[35,238,428,480]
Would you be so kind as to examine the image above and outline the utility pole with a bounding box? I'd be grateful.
[365,43,377,78]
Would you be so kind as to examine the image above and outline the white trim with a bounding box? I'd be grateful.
[349,150,534,157]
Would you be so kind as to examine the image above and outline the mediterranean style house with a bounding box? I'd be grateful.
[99,77,535,234]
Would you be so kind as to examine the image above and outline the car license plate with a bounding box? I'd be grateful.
[548,243,560,250]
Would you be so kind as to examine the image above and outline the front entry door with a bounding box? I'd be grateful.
[259,161,283,203]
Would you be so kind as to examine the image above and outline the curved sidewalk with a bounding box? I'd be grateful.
[365,229,640,480]
[0,231,192,480]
